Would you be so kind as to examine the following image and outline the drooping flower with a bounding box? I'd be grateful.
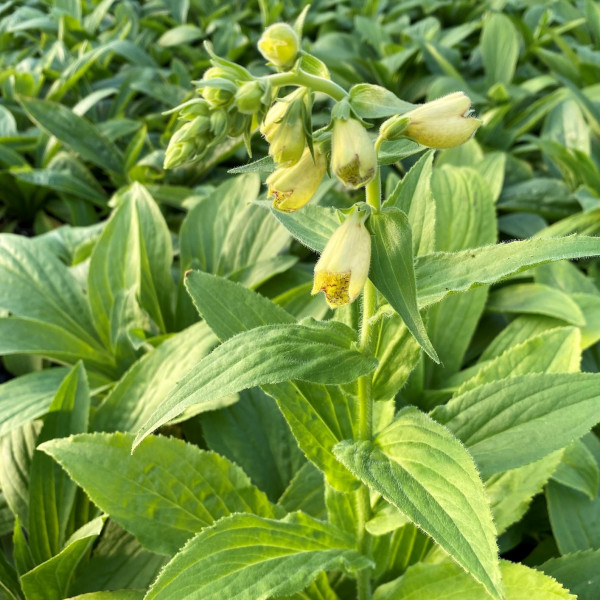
[257,23,299,68]
[402,92,482,149]
[312,208,371,308]
[331,118,376,189]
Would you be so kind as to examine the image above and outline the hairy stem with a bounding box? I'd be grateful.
[354,165,382,600]
[265,70,348,101]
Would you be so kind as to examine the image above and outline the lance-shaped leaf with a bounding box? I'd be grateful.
[40,433,275,556]
[369,208,439,362]
[539,549,600,600]
[334,407,503,600]
[145,512,372,600]
[433,373,600,478]
[133,320,377,449]
[416,235,600,307]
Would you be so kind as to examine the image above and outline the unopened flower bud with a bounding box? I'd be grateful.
[331,118,376,189]
[235,80,265,114]
[179,99,211,120]
[201,67,236,108]
[257,23,299,68]
[266,146,327,212]
[311,208,371,308]
[379,114,410,141]
[261,89,307,166]
[164,138,195,169]
[402,92,482,149]
[209,110,229,140]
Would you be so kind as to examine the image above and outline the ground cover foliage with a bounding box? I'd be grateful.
[1,0,600,598]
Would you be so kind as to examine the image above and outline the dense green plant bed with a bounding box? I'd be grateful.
[1,1,600,599]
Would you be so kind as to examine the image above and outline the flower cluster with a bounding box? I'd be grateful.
[163,20,482,308]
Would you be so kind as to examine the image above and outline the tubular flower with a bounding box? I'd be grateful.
[402,92,482,149]
[331,118,376,189]
[257,23,299,68]
[267,146,327,212]
[312,209,371,308]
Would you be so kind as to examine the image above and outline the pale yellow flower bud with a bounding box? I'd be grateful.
[261,89,306,166]
[331,118,376,189]
[311,209,371,308]
[257,23,299,68]
[201,67,235,108]
[402,92,482,149]
[266,146,327,212]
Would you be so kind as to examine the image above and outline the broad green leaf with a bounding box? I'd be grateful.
[145,512,372,600]
[552,439,599,500]
[40,433,275,556]
[546,481,600,554]
[92,322,217,433]
[0,421,40,527]
[452,327,582,396]
[19,97,123,174]
[0,318,115,375]
[433,373,600,477]
[184,272,359,491]
[87,184,174,360]
[133,320,377,448]
[0,369,67,437]
[272,204,339,253]
[372,314,420,401]
[424,165,496,384]
[325,481,358,538]
[69,521,165,595]
[203,387,305,502]
[13,169,107,204]
[369,208,439,362]
[283,572,340,600]
[68,593,144,600]
[416,236,600,307]
[384,150,436,256]
[158,24,204,47]
[0,235,102,350]
[374,560,574,600]
[185,271,294,342]
[20,516,105,600]
[0,552,20,600]
[481,13,520,87]
[486,452,563,536]
[334,407,502,600]
[278,462,326,520]
[535,260,599,296]
[487,283,586,326]
[29,363,89,564]
[539,549,600,600]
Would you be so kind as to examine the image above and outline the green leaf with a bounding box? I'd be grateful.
[92,322,217,433]
[203,387,305,502]
[20,516,105,600]
[145,512,372,600]
[384,150,436,256]
[184,272,359,492]
[278,462,326,520]
[433,373,600,477]
[374,560,574,600]
[415,236,600,308]
[0,369,67,437]
[0,235,102,351]
[29,363,90,565]
[184,271,294,342]
[69,521,165,595]
[547,481,600,554]
[133,320,377,448]
[452,327,582,396]
[13,169,107,204]
[68,593,144,600]
[539,549,600,600]
[486,453,563,536]
[481,13,520,87]
[552,439,599,500]
[369,208,439,362]
[335,407,502,600]
[40,433,275,556]
[349,84,413,119]
[19,97,123,174]
[0,545,21,600]
[0,421,40,527]
[487,283,586,326]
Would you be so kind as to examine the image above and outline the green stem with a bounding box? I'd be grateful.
[265,70,348,101]
[354,166,382,600]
